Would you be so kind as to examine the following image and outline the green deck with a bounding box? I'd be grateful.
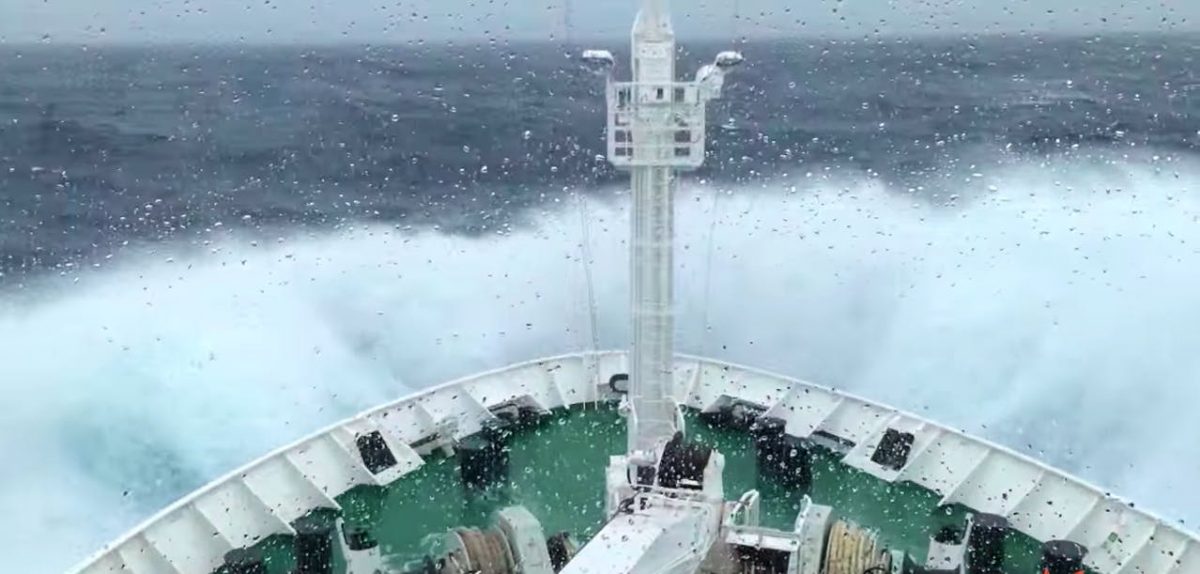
[220,404,1076,574]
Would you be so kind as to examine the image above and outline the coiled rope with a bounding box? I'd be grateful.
[445,527,517,574]
[822,519,892,574]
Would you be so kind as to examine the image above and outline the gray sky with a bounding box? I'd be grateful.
[1,0,1196,44]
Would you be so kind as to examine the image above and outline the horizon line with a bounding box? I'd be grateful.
[2,28,1196,49]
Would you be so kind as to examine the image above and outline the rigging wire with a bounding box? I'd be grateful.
[561,0,573,45]
[576,190,601,357]
[575,188,602,406]
[734,0,742,45]
[560,0,603,404]
[699,188,723,356]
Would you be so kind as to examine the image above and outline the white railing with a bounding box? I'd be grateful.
[606,81,708,168]
[72,351,1199,574]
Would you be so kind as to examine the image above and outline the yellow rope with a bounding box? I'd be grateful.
[822,519,892,574]
[449,527,516,574]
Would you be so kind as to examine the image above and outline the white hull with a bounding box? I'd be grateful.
[73,352,1199,574]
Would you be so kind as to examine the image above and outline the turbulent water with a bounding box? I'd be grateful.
[1,35,1199,572]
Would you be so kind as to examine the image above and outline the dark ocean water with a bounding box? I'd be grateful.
[1,35,1197,281]
[3,34,1200,573]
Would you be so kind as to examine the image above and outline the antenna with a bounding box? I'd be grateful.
[583,0,743,466]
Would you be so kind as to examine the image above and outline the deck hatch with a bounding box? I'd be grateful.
[871,428,915,470]
[355,431,397,474]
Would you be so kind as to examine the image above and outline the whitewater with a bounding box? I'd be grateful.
[2,149,1199,572]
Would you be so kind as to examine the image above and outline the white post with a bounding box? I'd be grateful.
[628,165,677,454]
[627,0,679,456]
[583,0,741,462]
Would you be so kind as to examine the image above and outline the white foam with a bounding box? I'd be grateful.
[2,151,1199,572]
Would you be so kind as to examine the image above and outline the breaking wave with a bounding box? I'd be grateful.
[3,149,1200,572]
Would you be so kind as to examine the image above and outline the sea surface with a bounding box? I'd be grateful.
[1,35,1198,572]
